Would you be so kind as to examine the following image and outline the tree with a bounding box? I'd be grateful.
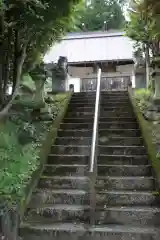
[125,0,160,88]
[77,0,125,31]
[126,0,160,54]
[0,0,83,119]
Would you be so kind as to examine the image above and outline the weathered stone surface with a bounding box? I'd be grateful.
[20,224,160,240]
[38,176,89,190]
[24,205,90,223]
[43,164,88,177]
[96,176,154,191]
[20,91,160,240]
[30,189,89,207]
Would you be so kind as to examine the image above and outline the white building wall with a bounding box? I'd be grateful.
[68,64,134,78]
[66,77,81,92]
[68,66,93,78]
[116,64,134,74]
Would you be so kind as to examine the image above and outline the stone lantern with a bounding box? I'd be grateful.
[52,56,68,93]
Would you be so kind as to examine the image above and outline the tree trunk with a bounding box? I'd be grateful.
[3,28,12,101]
[0,63,3,106]
[12,29,19,95]
[145,44,150,89]
[0,43,5,106]
[0,39,27,120]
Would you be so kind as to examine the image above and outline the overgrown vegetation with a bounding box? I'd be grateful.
[0,0,84,206]
[126,0,160,88]
[135,88,152,112]
[126,0,160,56]
[0,93,67,203]
[0,0,83,118]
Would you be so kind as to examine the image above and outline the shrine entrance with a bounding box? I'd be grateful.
[81,76,131,92]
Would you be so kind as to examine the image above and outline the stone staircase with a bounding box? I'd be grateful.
[20,91,160,240]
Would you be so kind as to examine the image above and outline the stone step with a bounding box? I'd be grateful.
[47,154,149,165]
[97,155,149,165]
[24,204,90,223]
[55,137,92,146]
[71,94,129,99]
[96,190,160,207]
[24,205,160,226]
[57,129,93,138]
[63,116,137,123]
[71,92,128,99]
[29,189,159,207]
[57,129,141,138]
[29,189,89,207]
[72,91,128,96]
[96,176,154,191]
[99,136,143,146]
[97,164,151,177]
[100,102,132,107]
[73,97,130,101]
[70,100,131,106]
[43,164,88,177]
[95,206,160,226]
[20,223,160,240]
[66,111,135,118]
[38,176,89,190]
[55,136,144,146]
[38,176,154,191]
[60,122,139,130]
[43,164,151,177]
[47,154,89,165]
[99,129,141,137]
[51,145,146,156]
[70,96,131,103]
[67,106,134,113]
[78,207,159,225]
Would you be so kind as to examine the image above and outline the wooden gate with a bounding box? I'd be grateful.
[81,76,130,92]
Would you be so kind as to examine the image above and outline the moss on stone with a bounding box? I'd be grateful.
[128,88,160,189]
[20,92,72,218]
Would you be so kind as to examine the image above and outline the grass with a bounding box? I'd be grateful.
[0,122,39,201]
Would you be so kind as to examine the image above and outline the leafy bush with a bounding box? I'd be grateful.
[135,88,152,112]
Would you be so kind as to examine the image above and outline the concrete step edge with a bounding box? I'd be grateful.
[33,189,155,196]
[20,222,160,234]
[52,145,145,148]
[58,129,140,131]
[27,204,160,212]
[40,176,153,180]
[56,136,142,139]
[44,164,151,169]
[48,154,148,157]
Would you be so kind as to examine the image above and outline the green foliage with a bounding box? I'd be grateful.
[129,91,160,187]
[77,0,125,31]
[0,93,67,202]
[135,88,152,112]
[0,122,39,201]
[125,13,149,44]
[125,0,160,57]
[0,0,83,115]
